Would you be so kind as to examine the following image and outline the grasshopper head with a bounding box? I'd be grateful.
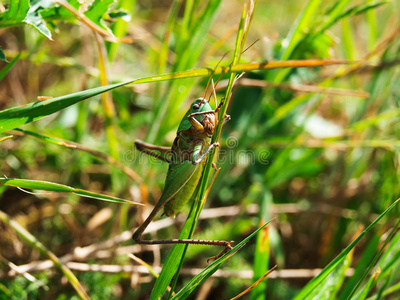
[177,98,216,133]
[190,98,212,113]
[191,98,216,135]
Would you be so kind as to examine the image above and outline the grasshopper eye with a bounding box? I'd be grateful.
[192,103,201,110]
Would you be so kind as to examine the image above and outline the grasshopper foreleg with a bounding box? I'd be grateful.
[193,142,219,165]
[224,114,231,124]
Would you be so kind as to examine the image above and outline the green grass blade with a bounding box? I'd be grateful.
[169,2,255,297]
[293,198,400,300]
[156,0,180,75]
[149,192,200,299]
[0,59,349,134]
[279,0,321,61]
[381,281,400,298]
[251,190,272,300]
[346,219,400,299]
[355,225,400,299]
[366,0,378,51]
[0,178,141,205]
[308,249,353,299]
[0,210,89,300]
[0,80,132,133]
[374,271,392,300]
[315,0,352,35]
[338,233,380,299]
[0,47,6,61]
[0,0,30,28]
[341,18,356,60]
[151,3,254,298]
[171,220,273,300]
[0,53,20,81]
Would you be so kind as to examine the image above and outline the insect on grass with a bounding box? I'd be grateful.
[132,71,234,262]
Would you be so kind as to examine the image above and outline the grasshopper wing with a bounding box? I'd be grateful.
[161,161,202,217]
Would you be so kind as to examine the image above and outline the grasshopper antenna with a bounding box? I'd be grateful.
[211,78,218,109]
[208,39,259,105]
[207,40,258,104]
[242,39,259,55]
[203,52,229,102]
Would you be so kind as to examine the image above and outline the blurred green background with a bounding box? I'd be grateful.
[0,0,400,299]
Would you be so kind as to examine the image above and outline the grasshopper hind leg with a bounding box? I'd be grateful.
[134,140,173,164]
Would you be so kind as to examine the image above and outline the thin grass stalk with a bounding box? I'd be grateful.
[153,0,182,107]
[155,4,252,298]
[0,53,20,81]
[169,0,251,293]
[107,0,136,60]
[94,33,120,180]
[0,135,13,143]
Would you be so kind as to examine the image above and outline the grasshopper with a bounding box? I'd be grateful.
[132,91,233,261]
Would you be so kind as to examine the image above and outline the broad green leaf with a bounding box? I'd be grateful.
[0,0,54,39]
[0,178,142,205]
[85,0,115,34]
[39,0,81,20]
[24,0,55,39]
[0,0,30,28]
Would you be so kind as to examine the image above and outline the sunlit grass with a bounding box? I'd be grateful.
[0,0,399,299]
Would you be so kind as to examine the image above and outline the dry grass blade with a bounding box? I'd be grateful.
[230,265,278,300]
[0,178,142,205]
[54,0,117,42]
[0,135,13,143]
[333,26,400,79]
[0,210,90,300]
[265,139,400,150]
[0,254,49,290]
[217,78,370,98]
[128,253,159,279]
[128,253,175,295]
[10,129,143,184]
